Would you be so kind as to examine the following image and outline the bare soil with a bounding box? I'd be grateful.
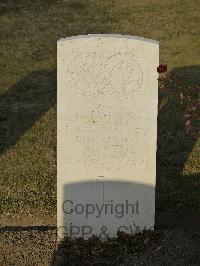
[1,214,200,266]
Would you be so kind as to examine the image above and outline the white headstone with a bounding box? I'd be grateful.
[57,34,159,240]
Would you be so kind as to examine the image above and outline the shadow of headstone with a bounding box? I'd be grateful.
[0,68,56,154]
[155,65,200,230]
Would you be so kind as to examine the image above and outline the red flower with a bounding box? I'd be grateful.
[157,64,167,73]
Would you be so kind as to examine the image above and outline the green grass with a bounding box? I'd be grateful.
[0,0,199,216]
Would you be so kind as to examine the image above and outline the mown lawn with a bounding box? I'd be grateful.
[0,0,199,220]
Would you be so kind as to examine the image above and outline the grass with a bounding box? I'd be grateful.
[0,0,199,218]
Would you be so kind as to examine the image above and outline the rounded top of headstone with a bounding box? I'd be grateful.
[57,34,159,45]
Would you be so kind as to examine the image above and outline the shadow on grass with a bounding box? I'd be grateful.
[0,68,56,155]
[0,225,56,232]
[155,65,200,231]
